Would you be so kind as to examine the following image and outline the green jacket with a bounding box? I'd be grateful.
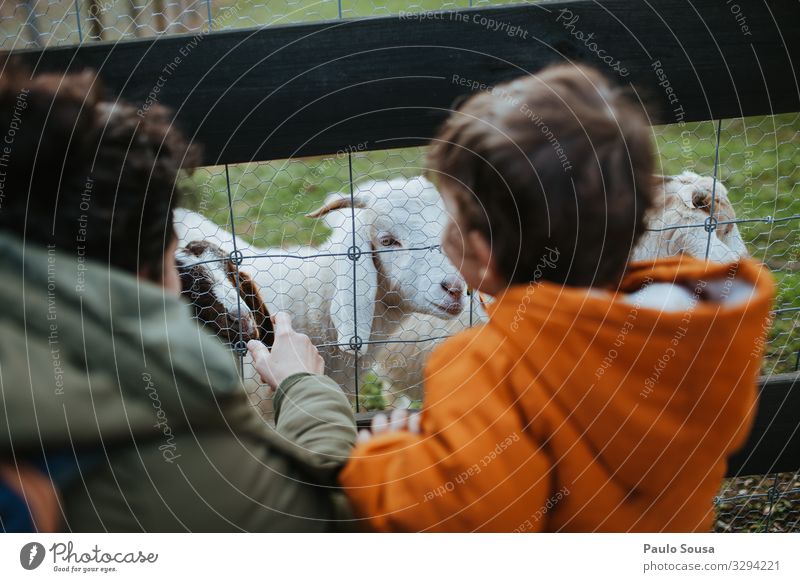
[0,233,356,531]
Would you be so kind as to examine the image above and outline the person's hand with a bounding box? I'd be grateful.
[247,312,324,391]
[357,408,421,444]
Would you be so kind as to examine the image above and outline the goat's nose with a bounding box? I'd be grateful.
[441,277,464,302]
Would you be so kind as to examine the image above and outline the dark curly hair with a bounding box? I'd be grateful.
[0,58,201,280]
[428,64,654,288]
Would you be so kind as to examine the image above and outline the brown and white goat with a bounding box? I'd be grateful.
[176,240,273,348]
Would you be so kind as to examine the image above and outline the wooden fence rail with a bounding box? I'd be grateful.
[11,0,800,165]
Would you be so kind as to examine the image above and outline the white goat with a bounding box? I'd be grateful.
[632,171,749,263]
[174,176,466,395]
[374,171,750,406]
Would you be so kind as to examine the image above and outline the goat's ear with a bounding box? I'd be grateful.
[306,193,370,219]
[666,175,705,211]
[329,208,378,355]
[237,271,274,347]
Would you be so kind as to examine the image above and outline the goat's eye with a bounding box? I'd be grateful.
[379,235,400,247]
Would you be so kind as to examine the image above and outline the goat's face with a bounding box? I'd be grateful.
[635,171,749,262]
[176,240,274,347]
[368,178,466,320]
[665,171,737,234]
[307,176,466,353]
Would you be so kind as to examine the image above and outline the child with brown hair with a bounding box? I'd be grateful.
[333,64,775,531]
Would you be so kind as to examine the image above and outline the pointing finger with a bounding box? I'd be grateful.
[371,413,388,435]
[407,411,421,434]
[389,408,408,432]
[247,339,269,363]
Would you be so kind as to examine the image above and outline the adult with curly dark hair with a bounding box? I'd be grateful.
[0,60,356,532]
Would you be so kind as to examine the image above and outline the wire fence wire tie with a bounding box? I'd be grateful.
[229,249,244,266]
[347,245,363,261]
[234,340,248,356]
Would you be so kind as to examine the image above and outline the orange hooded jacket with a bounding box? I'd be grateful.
[339,257,775,532]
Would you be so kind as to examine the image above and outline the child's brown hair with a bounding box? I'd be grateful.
[428,64,654,288]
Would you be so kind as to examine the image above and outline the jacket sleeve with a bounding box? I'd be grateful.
[338,334,554,532]
[271,373,357,480]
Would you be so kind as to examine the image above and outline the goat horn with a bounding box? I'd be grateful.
[306,194,369,219]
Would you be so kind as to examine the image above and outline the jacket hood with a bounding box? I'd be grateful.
[485,256,774,495]
[0,233,245,452]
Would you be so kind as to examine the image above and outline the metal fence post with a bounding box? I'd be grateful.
[704,119,723,259]
[347,154,361,411]
[225,164,247,378]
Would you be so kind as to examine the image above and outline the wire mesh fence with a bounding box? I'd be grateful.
[0,0,553,47]
[2,0,797,533]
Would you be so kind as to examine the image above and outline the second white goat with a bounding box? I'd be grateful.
[632,171,749,263]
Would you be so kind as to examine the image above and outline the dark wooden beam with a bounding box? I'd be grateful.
[10,0,800,165]
[727,373,800,478]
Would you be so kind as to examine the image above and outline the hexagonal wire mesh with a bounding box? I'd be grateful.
[2,0,797,533]
[0,0,544,47]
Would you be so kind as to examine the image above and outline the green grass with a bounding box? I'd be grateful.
[359,370,389,411]
[210,0,540,29]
